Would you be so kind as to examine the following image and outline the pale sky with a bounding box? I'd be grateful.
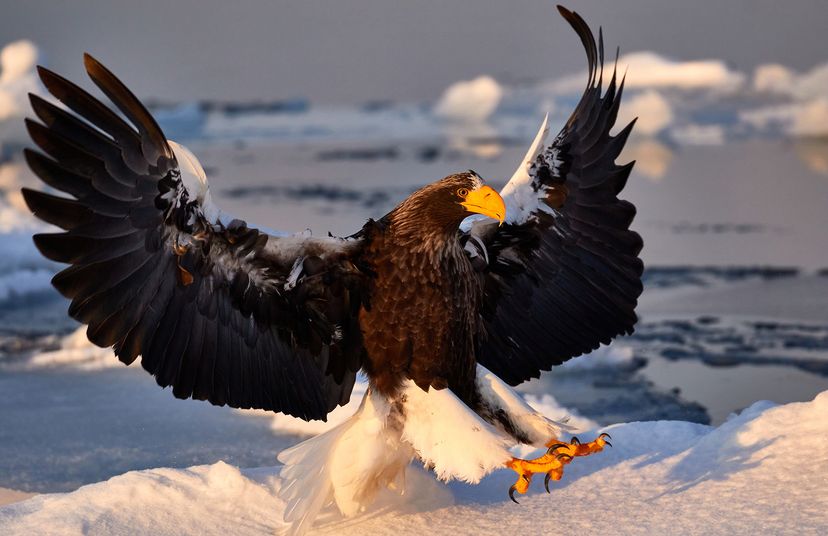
[0,0,825,104]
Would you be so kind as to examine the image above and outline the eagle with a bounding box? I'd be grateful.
[22,5,641,533]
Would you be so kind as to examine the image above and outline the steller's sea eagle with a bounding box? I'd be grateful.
[22,5,641,533]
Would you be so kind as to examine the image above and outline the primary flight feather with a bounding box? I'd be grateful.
[23,5,641,533]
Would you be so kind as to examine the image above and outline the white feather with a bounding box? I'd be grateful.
[499,113,550,224]
[284,256,305,291]
[476,365,573,446]
[400,380,513,483]
[276,365,569,533]
[166,140,231,226]
[277,390,412,535]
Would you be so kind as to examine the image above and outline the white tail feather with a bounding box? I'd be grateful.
[277,389,412,535]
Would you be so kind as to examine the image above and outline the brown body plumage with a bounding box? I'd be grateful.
[359,173,485,406]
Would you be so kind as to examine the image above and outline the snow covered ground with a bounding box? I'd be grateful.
[3,391,826,535]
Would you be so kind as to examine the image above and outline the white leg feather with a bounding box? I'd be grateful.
[400,380,513,484]
[476,364,574,447]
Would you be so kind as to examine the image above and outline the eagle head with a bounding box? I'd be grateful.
[391,171,505,238]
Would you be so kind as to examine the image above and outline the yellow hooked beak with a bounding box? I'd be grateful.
[460,185,506,225]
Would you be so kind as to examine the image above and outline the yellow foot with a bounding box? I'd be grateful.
[505,433,612,503]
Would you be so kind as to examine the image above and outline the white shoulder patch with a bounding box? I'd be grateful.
[499,114,550,225]
[168,140,222,224]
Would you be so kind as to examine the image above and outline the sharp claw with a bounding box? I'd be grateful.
[599,432,612,441]
[544,473,551,493]
[509,485,520,504]
[604,440,613,448]
[556,453,572,462]
[547,442,569,454]
[571,436,580,445]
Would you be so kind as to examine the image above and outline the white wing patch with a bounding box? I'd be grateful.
[168,140,223,224]
[499,113,550,225]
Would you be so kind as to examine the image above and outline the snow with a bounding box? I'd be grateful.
[742,60,828,138]
[753,63,796,94]
[549,52,745,95]
[0,268,53,304]
[0,162,40,232]
[433,75,503,123]
[742,98,828,138]
[752,61,828,101]
[12,326,123,371]
[620,139,673,181]
[616,90,672,136]
[559,344,637,372]
[613,52,745,92]
[669,123,726,146]
[0,489,35,508]
[0,40,40,122]
[786,98,828,138]
[3,390,826,535]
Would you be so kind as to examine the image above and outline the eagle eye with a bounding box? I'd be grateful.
[457,188,469,198]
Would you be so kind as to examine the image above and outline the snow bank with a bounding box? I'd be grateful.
[433,75,503,123]
[0,233,56,307]
[0,268,53,304]
[753,63,796,94]
[741,99,828,138]
[0,40,41,122]
[615,89,673,136]
[560,343,638,372]
[0,489,35,508]
[15,326,124,370]
[743,60,828,138]
[4,390,826,534]
[753,61,828,101]
[0,162,40,232]
[550,52,744,95]
[669,123,726,146]
[620,139,673,181]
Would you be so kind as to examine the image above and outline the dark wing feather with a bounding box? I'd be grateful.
[467,6,643,385]
[24,56,369,420]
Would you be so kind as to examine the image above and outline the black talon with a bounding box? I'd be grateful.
[571,436,580,445]
[604,440,613,448]
[547,443,569,455]
[544,473,552,493]
[599,432,612,441]
[509,485,520,504]
[556,453,572,462]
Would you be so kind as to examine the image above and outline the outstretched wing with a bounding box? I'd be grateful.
[23,54,368,420]
[466,6,643,385]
